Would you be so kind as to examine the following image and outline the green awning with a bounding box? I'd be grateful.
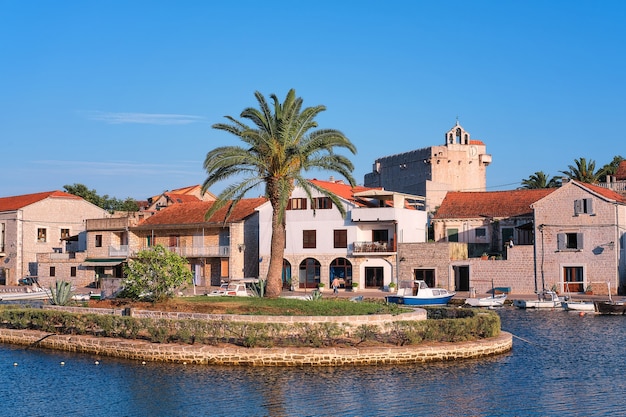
[82,258,126,267]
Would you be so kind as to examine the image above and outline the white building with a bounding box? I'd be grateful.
[257,179,427,290]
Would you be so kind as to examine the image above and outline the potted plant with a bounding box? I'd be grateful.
[351,282,358,292]
[481,252,489,260]
[317,282,325,292]
[388,282,396,292]
[585,284,593,295]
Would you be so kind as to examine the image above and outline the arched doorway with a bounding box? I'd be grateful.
[282,259,292,289]
[330,258,352,288]
[299,258,320,289]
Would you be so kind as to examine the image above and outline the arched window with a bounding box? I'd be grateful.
[330,258,353,288]
[299,258,321,288]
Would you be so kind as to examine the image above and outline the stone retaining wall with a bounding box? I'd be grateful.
[0,329,512,366]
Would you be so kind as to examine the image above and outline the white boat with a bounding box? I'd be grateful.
[561,299,595,312]
[513,290,562,309]
[465,293,507,307]
[385,280,455,306]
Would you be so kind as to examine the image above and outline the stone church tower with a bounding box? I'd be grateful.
[363,122,491,212]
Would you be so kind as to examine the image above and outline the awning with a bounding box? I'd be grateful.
[82,258,126,267]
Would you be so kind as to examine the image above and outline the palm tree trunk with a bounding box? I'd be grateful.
[265,209,286,298]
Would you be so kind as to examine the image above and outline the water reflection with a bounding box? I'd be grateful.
[2,308,625,416]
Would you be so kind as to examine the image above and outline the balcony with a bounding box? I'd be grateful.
[352,241,395,255]
[135,245,231,257]
[351,207,398,222]
[109,245,129,257]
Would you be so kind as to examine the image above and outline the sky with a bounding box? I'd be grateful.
[2,1,625,200]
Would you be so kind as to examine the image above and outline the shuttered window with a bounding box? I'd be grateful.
[303,230,316,248]
[334,230,347,248]
[557,232,584,250]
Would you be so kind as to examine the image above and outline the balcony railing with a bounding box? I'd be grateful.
[352,241,395,254]
[109,245,129,257]
[595,181,626,192]
[135,245,231,257]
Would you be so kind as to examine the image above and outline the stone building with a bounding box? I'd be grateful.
[364,122,491,213]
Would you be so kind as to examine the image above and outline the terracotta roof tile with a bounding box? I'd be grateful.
[579,182,626,204]
[164,193,201,204]
[433,188,556,219]
[309,179,380,206]
[138,197,268,226]
[0,190,82,212]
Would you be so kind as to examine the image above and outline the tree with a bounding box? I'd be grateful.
[599,155,625,182]
[121,245,192,302]
[63,183,138,212]
[520,171,561,189]
[202,89,357,298]
[560,157,605,184]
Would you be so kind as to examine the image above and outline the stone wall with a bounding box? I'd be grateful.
[0,329,512,366]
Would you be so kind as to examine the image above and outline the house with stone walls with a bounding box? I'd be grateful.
[364,122,492,213]
[531,180,626,295]
[0,190,110,286]
[397,188,556,295]
[129,198,267,288]
[256,178,428,290]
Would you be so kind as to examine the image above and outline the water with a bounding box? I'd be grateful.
[1,308,624,417]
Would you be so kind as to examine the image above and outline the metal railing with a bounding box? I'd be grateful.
[352,241,394,253]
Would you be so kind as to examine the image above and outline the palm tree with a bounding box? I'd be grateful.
[201,89,357,298]
[520,171,560,189]
[560,157,605,184]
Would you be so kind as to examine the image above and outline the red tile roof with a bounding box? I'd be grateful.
[309,179,380,207]
[0,190,82,212]
[433,188,556,219]
[579,182,626,204]
[137,197,268,226]
[164,193,201,204]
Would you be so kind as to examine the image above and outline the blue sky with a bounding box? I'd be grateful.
[2,1,624,200]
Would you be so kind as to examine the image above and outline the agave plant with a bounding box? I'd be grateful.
[49,280,73,306]
[249,278,267,298]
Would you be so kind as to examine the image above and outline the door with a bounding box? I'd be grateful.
[563,266,584,292]
[365,267,383,288]
[455,266,470,291]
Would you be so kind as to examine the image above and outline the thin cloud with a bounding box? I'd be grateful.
[84,111,206,125]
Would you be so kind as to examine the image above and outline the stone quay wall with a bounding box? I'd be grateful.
[0,328,512,366]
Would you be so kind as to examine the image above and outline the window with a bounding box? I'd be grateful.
[574,198,594,215]
[475,228,486,239]
[563,266,584,292]
[287,198,307,210]
[0,223,5,252]
[61,228,71,239]
[372,229,389,244]
[303,230,316,248]
[557,232,584,251]
[95,235,103,247]
[447,228,458,242]
[37,228,47,243]
[146,236,153,247]
[50,266,56,277]
[334,230,347,248]
[414,268,436,288]
[314,197,332,209]
[70,267,77,277]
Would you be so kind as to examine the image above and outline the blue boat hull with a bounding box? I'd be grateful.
[385,294,454,306]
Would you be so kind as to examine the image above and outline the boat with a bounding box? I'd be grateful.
[561,283,595,312]
[594,300,626,315]
[385,280,455,306]
[465,280,507,307]
[513,290,562,309]
[465,293,507,308]
[562,299,596,312]
[594,284,626,314]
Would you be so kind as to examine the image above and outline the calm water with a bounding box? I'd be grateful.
[1,308,625,417]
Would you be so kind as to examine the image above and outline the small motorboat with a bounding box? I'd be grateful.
[562,300,596,312]
[465,293,507,308]
[513,290,562,309]
[385,280,455,306]
[594,300,626,314]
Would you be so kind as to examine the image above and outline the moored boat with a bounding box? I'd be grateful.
[465,293,507,308]
[562,300,596,312]
[0,288,51,301]
[594,300,626,315]
[513,290,562,309]
[385,280,455,306]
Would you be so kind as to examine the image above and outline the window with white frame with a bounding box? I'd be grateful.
[37,228,47,243]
